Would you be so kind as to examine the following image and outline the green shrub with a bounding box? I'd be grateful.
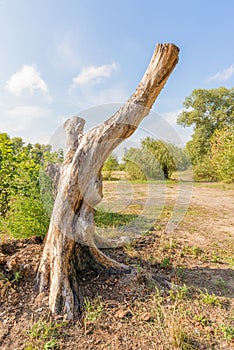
[193,158,217,181]
[210,127,234,182]
[5,194,49,238]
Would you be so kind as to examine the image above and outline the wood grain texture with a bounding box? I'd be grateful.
[36,43,179,319]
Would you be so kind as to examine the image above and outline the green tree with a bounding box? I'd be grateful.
[102,153,119,180]
[123,146,163,181]
[178,87,234,165]
[142,138,182,179]
[124,138,189,181]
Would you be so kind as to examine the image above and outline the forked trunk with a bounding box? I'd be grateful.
[36,43,180,319]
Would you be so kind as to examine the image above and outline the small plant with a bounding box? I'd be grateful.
[160,257,172,268]
[148,254,156,263]
[135,263,142,274]
[194,314,210,327]
[211,253,221,263]
[170,321,195,350]
[0,272,9,282]
[43,339,58,349]
[220,325,234,341]
[13,271,22,282]
[169,284,189,301]
[163,238,178,251]
[224,257,234,269]
[200,290,221,306]
[25,320,64,350]
[124,241,138,258]
[83,296,103,325]
[183,245,203,258]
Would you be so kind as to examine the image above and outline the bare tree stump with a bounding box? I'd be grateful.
[36,43,179,319]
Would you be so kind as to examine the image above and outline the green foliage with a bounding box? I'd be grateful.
[169,284,189,301]
[142,138,190,178]
[178,87,234,181]
[200,290,221,306]
[123,138,189,181]
[160,257,172,268]
[102,153,119,180]
[83,296,103,324]
[5,194,50,238]
[210,127,234,182]
[39,170,55,217]
[124,146,162,181]
[0,132,63,238]
[220,325,234,341]
[26,320,64,349]
[192,157,216,181]
[124,147,153,180]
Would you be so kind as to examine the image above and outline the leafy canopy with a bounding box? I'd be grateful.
[178,87,234,163]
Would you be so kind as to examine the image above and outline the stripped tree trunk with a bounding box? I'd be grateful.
[36,43,179,319]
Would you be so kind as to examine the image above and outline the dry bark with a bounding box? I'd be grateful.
[36,43,179,319]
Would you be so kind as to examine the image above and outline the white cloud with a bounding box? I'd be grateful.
[70,62,118,90]
[5,65,52,101]
[207,64,234,82]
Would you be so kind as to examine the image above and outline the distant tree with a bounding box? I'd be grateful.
[123,146,163,181]
[142,138,177,179]
[123,138,188,181]
[102,153,119,180]
[167,143,190,171]
[177,87,234,165]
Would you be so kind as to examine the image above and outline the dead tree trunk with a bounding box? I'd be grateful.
[36,43,179,319]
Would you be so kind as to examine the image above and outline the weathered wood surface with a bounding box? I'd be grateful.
[36,43,179,319]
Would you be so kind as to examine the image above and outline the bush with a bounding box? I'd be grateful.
[0,133,63,239]
[210,128,234,182]
[193,158,217,181]
[5,194,50,238]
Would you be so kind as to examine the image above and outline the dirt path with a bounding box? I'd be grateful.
[173,184,234,249]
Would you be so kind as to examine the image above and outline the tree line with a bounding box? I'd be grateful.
[103,139,190,181]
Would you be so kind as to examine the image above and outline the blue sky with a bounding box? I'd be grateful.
[0,0,234,146]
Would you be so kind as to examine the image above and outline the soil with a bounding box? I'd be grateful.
[0,182,233,349]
